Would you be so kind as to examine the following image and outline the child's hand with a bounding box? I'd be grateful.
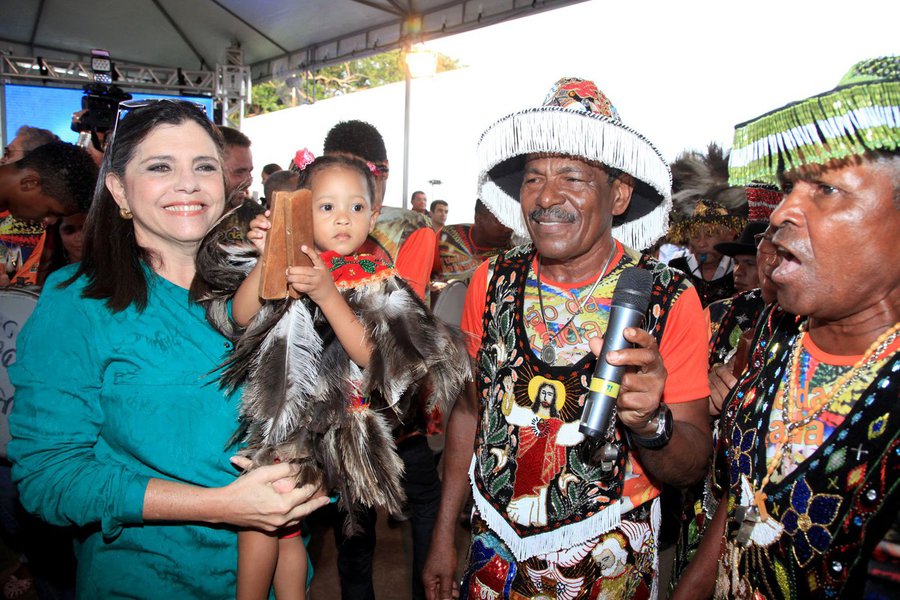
[246,211,272,253]
[287,245,338,304]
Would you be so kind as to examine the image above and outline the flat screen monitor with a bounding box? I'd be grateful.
[3,83,215,144]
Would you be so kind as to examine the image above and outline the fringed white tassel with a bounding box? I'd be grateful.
[650,496,661,600]
[478,109,671,201]
[613,200,670,252]
[729,93,900,185]
[477,108,672,250]
[468,457,621,561]
[479,178,528,239]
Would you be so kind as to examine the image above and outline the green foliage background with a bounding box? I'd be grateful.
[249,49,459,115]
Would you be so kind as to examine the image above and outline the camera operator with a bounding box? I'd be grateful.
[71,83,131,165]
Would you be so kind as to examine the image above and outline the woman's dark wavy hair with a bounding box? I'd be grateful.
[63,100,225,312]
[297,154,376,203]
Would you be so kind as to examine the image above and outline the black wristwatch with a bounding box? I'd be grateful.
[626,403,673,449]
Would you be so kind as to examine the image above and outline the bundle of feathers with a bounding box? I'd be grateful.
[192,209,472,531]
[670,142,747,221]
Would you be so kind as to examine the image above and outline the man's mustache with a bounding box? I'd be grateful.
[528,207,576,223]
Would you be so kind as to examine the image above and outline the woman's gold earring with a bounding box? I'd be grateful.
[119,207,133,220]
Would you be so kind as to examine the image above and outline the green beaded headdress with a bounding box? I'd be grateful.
[729,56,899,186]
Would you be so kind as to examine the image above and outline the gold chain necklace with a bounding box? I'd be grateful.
[536,245,616,364]
[752,321,900,520]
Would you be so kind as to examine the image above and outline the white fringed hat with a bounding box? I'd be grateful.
[476,77,672,251]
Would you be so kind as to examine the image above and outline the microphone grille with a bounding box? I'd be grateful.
[611,267,653,312]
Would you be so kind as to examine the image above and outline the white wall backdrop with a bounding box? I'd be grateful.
[242,0,898,224]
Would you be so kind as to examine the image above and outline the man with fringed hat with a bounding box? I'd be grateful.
[667,143,747,307]
[424,77,712,599]
[670,183,783,588]
[668,202,745,307]
[674,56,900,600]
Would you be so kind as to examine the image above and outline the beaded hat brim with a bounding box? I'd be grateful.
[729,56,899,186]
[668,214,746,246]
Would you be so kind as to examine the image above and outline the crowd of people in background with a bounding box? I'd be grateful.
[0,54,897,600]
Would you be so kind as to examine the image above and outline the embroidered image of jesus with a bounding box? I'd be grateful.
[505,376,584,526]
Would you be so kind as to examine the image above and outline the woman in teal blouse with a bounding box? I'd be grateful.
[7,100,329,597]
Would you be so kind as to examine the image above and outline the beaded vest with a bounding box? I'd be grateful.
[715,306,900,598]
[708,288,766,367]
[469,244,686,560]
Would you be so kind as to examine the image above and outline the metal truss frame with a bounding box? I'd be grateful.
[1,54,217,95]
[0,53,250,127]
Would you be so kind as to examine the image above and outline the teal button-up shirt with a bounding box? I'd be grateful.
[9,265,243,598]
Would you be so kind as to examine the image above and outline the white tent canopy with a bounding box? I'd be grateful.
[0,0,583,79]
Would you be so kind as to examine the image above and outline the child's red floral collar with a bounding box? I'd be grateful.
[320,250,396,290]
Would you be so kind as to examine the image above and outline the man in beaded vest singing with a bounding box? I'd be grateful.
[423,77,712,599]
[673,56,900,600]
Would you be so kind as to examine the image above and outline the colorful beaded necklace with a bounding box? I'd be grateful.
[752,321,900,520]
[535,244,616,364]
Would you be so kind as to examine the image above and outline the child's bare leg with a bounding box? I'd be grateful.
[273,533,308,600]
[237,529,279,600]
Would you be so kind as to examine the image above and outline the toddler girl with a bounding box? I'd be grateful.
[194,154,470,599]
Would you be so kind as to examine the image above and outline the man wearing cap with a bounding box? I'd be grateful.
[674,56,900,599]
[706,183,783,369]
[714,226,762,295]
[424,78,711,599]
[671,186,783,585]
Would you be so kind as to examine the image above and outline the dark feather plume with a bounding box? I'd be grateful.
[193,244,471,531]
[350,277,470,420]
[233,300,321,449]
[670,142,747,218]
[190,203,260,339]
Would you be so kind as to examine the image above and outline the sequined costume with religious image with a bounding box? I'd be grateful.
[459,243,707,599]
[711,306,900,599]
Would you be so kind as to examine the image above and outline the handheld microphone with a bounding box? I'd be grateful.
[579,267,653,440]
